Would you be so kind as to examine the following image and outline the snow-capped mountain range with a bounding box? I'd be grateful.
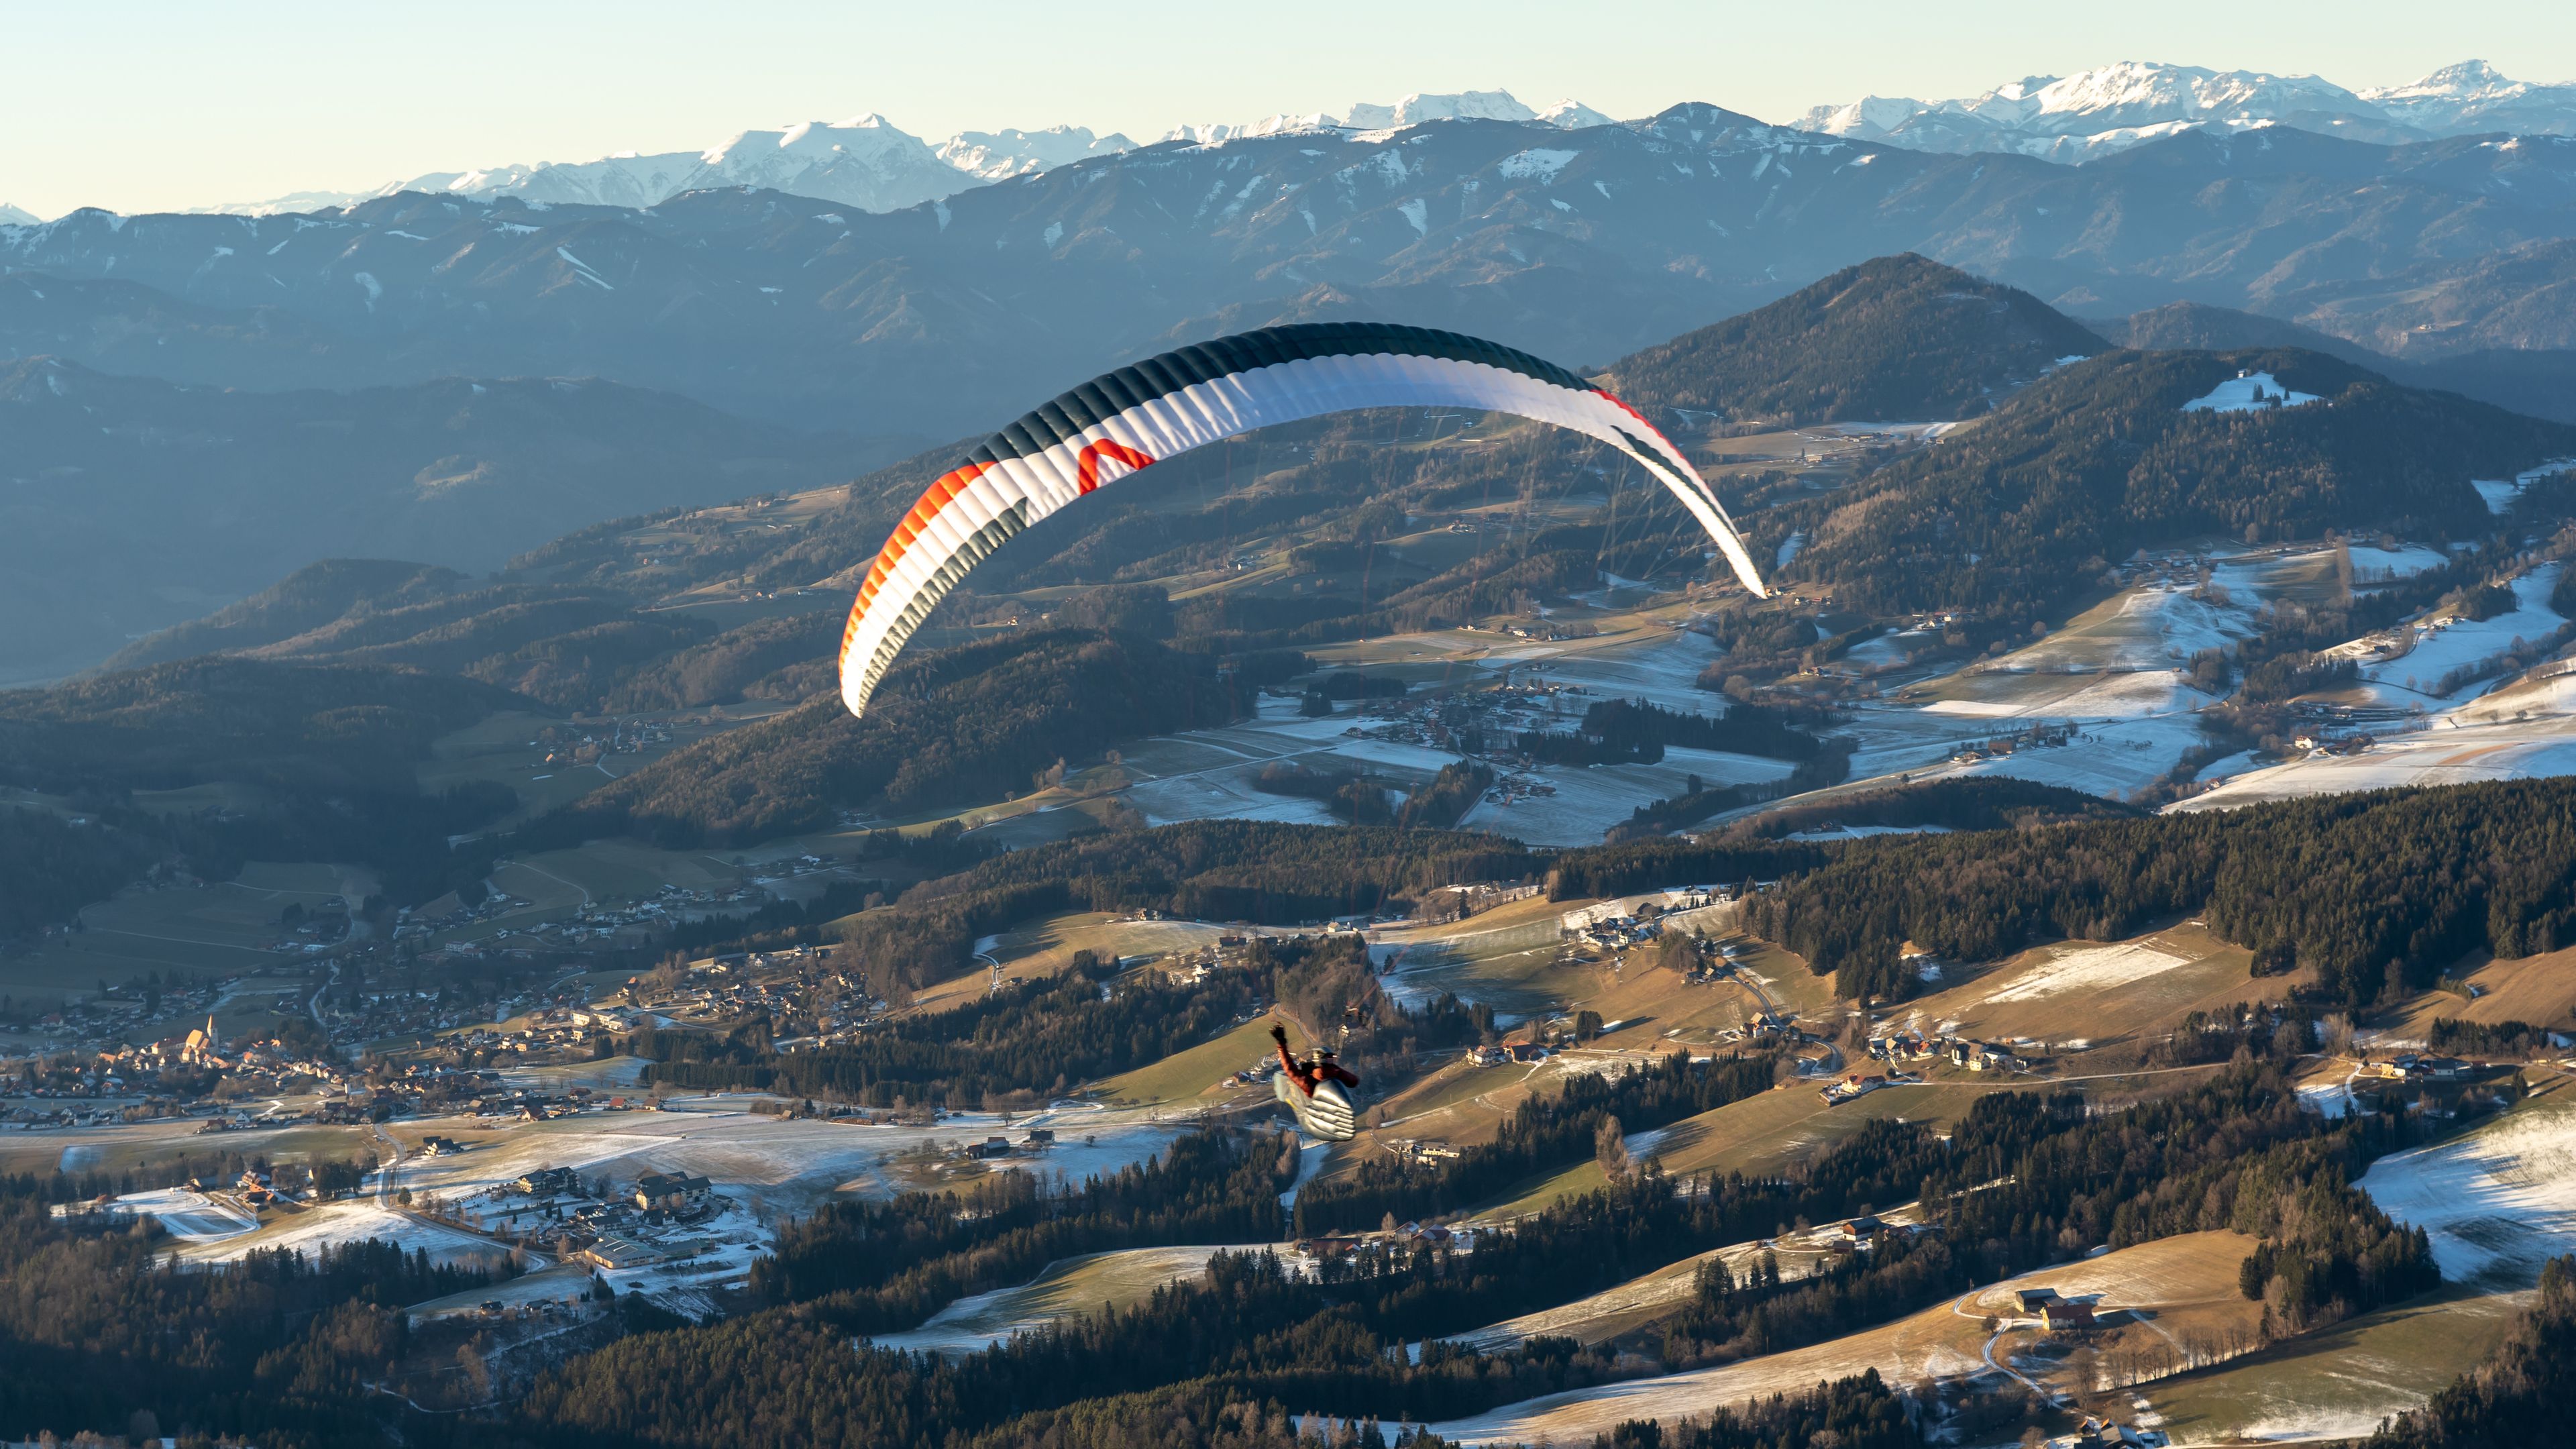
[1799,59,2576,163]
[28,64,2576,223]
[187,90,1606,219]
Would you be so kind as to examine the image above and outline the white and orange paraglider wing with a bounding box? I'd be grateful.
[838,321,1768,718]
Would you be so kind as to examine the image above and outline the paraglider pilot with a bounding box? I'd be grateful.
[1271,1023,1359,1097]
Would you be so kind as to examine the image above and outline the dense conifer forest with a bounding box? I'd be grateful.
[1553,778,2576,1006]
[528,629,1242,847]
[1604,255,2106,427]
[1768,347,2576,625]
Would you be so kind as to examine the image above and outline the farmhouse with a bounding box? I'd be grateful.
[2041,1300,2098,1333]
[633,1172,713,1213]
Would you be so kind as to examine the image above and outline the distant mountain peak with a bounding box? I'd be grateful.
[1797,58,2576,164]
[1165,89,1614,147]
[936,125,1137,181]
[0,201,38,226]
[174,89,1616,219]
[2367,59,2515,101]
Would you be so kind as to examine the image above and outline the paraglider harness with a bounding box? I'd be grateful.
[1271,1024,1358,1097]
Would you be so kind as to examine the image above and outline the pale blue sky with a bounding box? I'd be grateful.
[3,0,2571,217]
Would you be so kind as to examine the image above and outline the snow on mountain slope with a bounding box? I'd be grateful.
[1159,114,1339,146]
[934,126,1136,181]
[1799,59,2576,164]
[203,115,973,216]
[1163,89,1611,146]
[0,203,40,225]
[199,91,1611,217]
[2364,60,2576,137]
[681,115,969,210]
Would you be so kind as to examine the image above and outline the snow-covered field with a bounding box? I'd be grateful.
[2471,460,2576,515]
[181,1200,514,1269]
[1929,711,2224,800]
[2332,564,2567,706]
[390,1101,1193,1218]
[1988,584,2255,677]
[2359,1095,2576,1290]
[83,1187,258,1242]
[2343,543,2456,584]
[2181,372,2320,413]
[1980,942,2193,1004]
[2180,710,2576,810]
[1112,631,1805,845]
[1457,749,1792,845]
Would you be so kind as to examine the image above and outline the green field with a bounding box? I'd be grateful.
[0,862,366,1006]
[1094,1012,1283,1108]
[2143,1285,2524,1444]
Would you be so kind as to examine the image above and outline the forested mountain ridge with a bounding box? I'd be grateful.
[0,657,528,916]
[2092,299,2576,423]
[1555,775,2576,1006]
[0,656,522,796]
[103,559,468,672]
[9,115,2576,443]
[528,629,1243,847]
[1768,345,2576,622]
[1605,254,2106,425]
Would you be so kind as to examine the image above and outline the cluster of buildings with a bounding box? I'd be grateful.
[1296,674,1605,768]
[4,1018,368,1126]
[1558,890,1719,949]
[1945,722,2079,765]
[533,717,672,769]
[2360,1052,2476,1082]
[1818,1071,1910,1105]
[1409,882,1544,924]
[957,1128,1057,1161]
[1866,1030,2033,1075]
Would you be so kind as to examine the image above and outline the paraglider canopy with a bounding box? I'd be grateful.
[836,321,1768,718]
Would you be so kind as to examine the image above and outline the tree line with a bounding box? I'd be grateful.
[1613,778,2576,1007]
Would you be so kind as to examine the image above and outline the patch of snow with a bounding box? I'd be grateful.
[2361,1098,2576,1289]
[2298,1083,2355,1119]
[1982,943,2191,1004]
[1496,148,1580,182]
[2473,478,2524,514]
[2344,564,2565,704]
[96,1188,259,1242]
[2344,543,2453,584]
[2180,371,2321,413]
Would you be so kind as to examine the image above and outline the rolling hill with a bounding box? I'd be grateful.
[1770,345,2576,622]
[1604,254,2106,425]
